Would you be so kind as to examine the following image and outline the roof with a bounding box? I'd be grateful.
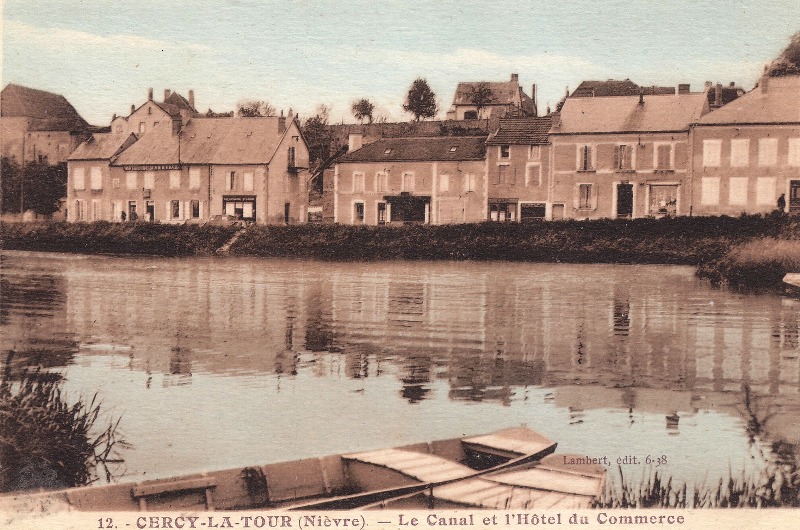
[697,76,800,125]
[452,78,535,116]
[554,93,709,134]
[68,133,138,161]
[155,92,198,118]
[487,115,556,145]
[570,79,675,98]
[338,136,487,163]
[1,83,90,131]
[112,117,289,166]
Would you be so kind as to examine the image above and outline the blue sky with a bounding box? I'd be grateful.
[2,0,798,125]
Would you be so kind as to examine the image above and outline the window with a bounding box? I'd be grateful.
[148,107,152,115]
[354,202,365,224]
[171,200,181,219]
[489,201,516,222]
[128,201,137,220]
[190,200,200,218]
[439,174,450,192]
[463,111,478,120]
[449,146,458,153]
[112,178,120,189]
[402,172,415,192]
[789,138,800,167]
[189,168,201,190]
[91,199,101,221]
[288,147,296,169]
[578,145,594,171]
[496,164,513,184]
[463,173,476,192]
[703,139,722,167]
[227,171,236,191]
[729,177,748,205]
[730,139,750,167]
[756,177,776,206]
[529,145,541,160]
[169,170,181,190]
[375,171,387,192]
[655,144,673,170]
[243,172,254,192]
[500,145,510,158]
[74,199,85,221]
[759,138,778,166]
[525,164,541,186]
[377,202,388,225]
[89,167,102,190]
[352,171,365,192]
[73,167,85,190]
[144,171,155,189]
[701,177,720,205]
[126,172,137,190]
[577,183,593,209]
[139,122,146,134]
[615,145,632,170]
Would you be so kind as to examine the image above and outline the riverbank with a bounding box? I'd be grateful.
[0,216,790,263]
[697,238,800,290]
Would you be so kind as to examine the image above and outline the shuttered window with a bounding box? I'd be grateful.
[73,167,85,190]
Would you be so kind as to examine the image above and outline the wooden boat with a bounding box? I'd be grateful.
[0,427,605,512]
[784,273,800,291]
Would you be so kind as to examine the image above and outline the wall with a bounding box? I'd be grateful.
[690,124,800,216]
[1,117,85,164]
[486,143,551,220]
[113,101,172,136]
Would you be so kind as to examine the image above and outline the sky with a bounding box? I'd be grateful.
[2,0,799,126]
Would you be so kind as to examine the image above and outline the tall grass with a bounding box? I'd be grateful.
[698,238,800,289]
[0,352,127,492]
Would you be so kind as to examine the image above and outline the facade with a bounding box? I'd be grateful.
[485,116,554,221]
[550,92,709,220]
[334,136,487,225]
[691,74,800,215]
[67,116,309,224]
[446,74,537,120]
[1,84,91,164]
[111,88,198,137]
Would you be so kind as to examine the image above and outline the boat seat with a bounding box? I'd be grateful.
[343,448,474,483]
[462,427,556,459]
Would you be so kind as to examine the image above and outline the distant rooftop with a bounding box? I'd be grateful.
[487,115,556,145]
[339,136,487,163]
[1,83,90,131]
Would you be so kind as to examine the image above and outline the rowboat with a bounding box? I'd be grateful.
[784,273,800,291]
[0,427,605,512]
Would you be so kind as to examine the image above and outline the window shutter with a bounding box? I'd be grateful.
[573,185,580,209]
[613,146,620,169]
[165,201,171,220]
[591,185,599,210]
[509,167,516,185]
[199,201,204,219]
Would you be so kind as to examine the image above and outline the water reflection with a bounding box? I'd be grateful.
[1,252,800,484]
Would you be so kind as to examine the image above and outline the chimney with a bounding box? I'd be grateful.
[148,88,153,101]
[638,89,644,105]
[131,104,136,114]
[714,83,722,107]
[112,113,117,121]
[278,115,287,133]
[678,83,690,94]
[760,69,769,93]
[188,90,195,109]
[704,81,712,90]
[511,73,519,85]
[164,89,171,101]
[531,84,538,117]
[348,133,363,152]
[171,116,182,135]
[729,82,735,87]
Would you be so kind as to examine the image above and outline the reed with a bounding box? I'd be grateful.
[0,352,127,492]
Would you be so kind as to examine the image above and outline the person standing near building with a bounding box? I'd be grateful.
[778,193,786,213]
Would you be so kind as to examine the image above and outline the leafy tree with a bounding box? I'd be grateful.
[768,31,800,76]
[403,78,438,121]
[206,108,234,118]
[467,82,495,117]
[1,158,66,215]
[236,100,276,117]
[351,98,375,124]
[301,104,334,166]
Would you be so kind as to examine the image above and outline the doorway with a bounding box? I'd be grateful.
[616,183,634,218]
[790,181,800,213]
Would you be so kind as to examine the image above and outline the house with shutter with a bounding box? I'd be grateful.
[334,135,487,225]
[67,116,309,224]
[549,91,709,220]
[1,84,92,164]
[485,116,555,221]
[690,73,800,215]
[446,74,537,120]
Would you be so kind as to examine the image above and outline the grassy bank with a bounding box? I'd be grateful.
[698,238,800,290]
[1,216,792,265]
[0,221,239,256]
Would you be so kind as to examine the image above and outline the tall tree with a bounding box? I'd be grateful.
[768,31,800,76]
[1,158,66,215]
[467,82,495,118]
[236,100,276,117]
[351,98,375,124]
[403,78,438,121]
[301,104,334,166]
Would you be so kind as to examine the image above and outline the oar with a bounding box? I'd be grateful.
[287,443,556,511]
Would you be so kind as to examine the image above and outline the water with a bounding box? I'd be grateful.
[1,250,798,490]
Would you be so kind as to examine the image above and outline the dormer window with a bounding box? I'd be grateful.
[500,145,510,158]
[384,148,393,155]
[148,107,152,115]
[449,146,458,152]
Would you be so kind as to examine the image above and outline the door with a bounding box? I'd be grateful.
[616,183,634,218]
[790,181,800,213]
[551,204,565,220]
[146,201,155,222]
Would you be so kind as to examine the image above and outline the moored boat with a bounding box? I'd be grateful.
[0,426,605,512]
[784,273,800,291]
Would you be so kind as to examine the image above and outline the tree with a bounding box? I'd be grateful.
[236,99,276,117]
[351,98,375,124]
[403,78,438,121]
[206,108,234,118]
[768,31,800,76]
[1,158,66,215]
[467,82,495,118]
[301,104,334,166]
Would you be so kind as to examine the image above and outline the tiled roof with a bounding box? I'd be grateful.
[113,117,288,166]
[486,115,555,145]
[554,93,709,134]
[697,76,800,124]
[1,83,90,131]
[68,133,138,161]
[571,79,675,98]
[452,79,535,115]
[338,136,487,163]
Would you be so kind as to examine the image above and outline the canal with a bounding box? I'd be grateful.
[1,251,798,491]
